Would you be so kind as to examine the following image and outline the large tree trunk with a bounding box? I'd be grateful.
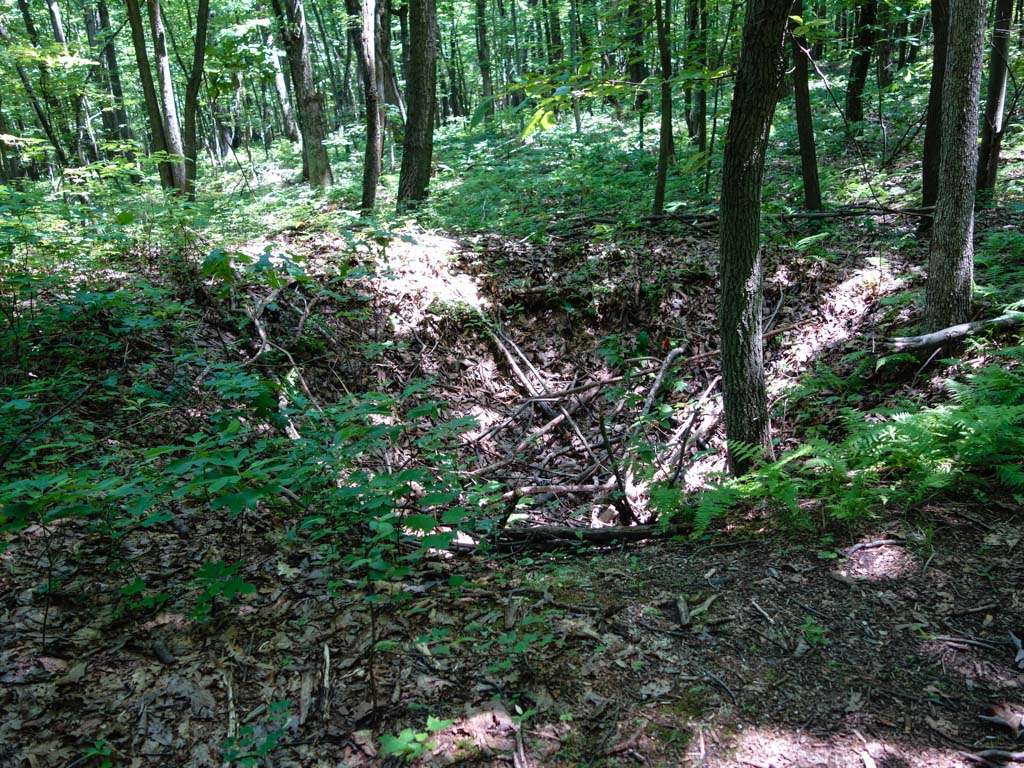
[652,0,673,214]
[976,0,1013,198]
[924,0,987,331]
[271,0,333,187]
[921,0,949,214]
[791,1,822,209]
[97,0,132,141]
[718,0,791,475]
[183,0,211,200]
[347,0,383,208]
[147,0,187,191]
[125,0,176,189]
[845,0,876,123]
[475,0,495,116]
[397,0,438,205]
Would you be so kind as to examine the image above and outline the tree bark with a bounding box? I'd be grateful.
[97,0,132,141]
[147,0,187,191]
[266,31,300,141]
[271,0,334,187]
[652,0,673,214]
[976,0,1013,197]
[475,0,495,116]
[125,0,176,189]
[921,0,949,213]
[183,0,211,200]
[845,0,876,123]
[791,1,822,209]
[347,0,382,208]
[718,0,791,474]
[397,0,438,205]
[924,0,987,331]
[625,0,649,111]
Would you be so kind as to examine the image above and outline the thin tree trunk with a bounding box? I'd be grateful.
[271,0,334,187]
[0,21,69,167]
[921,0,948,214]
[845,0,876,123]
[476,0,495,115]
[718,0,791,474]
[626,0,649,111]
[310,0,345,127]
[653,0,673,214]
[976,0,1013,197]
[791,1,822,209]
[925,0,987,331]
[397,0,438,205]
[183,0,211,200]
[347,0,382,208]
[97,0,132,141]
[267,31,300,141]
[147,0,187,191]
[125,0,175,189]
[83,6,118,143]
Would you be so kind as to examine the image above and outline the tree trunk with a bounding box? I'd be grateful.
[125,0,176,189]
[545,0,563,63]
[976,0,1013,198]
[267,31,300,141]
[183,0,211,200]
[310,0,346,127]
[626,0,649,111]
[924,0,987,331]
[83,6,118,143]
[271,0,334,187]
[475,0,495,116]
[652,0,673,214]
[0,21,69,167]
[921,0,948,213]
[718,0,791,475]
[845,0,876,123]
[791,1,822,209]
[147,0,187,191]
[97,0,132,141]
[397,0,438,205]
[348,0,382,208]
[875,4,893,88]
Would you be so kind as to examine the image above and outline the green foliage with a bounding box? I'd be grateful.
[682,349,1024,534]
[379,716,453,760]
[222,699,292,767]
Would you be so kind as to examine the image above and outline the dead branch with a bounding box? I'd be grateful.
[884,312,1024,351]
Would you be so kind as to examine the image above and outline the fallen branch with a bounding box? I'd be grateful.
[490,520,689,550]
[884,312,1024,351]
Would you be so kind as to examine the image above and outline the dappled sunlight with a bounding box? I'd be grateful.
[726,725,958,768]
[376,227,488,335]
[768,260,903,400]
[838,540,920,581]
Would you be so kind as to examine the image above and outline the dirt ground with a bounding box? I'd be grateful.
[2,216,1022,767]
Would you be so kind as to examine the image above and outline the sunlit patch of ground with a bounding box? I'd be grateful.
[725,726,964,768]
[375,227,488,335]
[838,541,920,581]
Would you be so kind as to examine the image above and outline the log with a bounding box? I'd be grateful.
[884,312,1024,351]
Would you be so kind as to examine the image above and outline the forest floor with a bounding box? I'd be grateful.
[3,181,1024,766]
